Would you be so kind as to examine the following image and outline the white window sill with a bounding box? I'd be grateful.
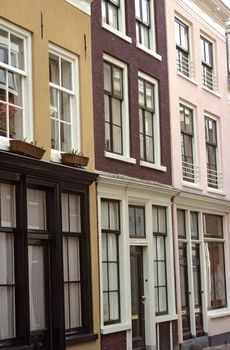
[101,323,131,334]
[136,43,162,61]
[140,160,166,172]
[207,188,225,197]
[177,72,198,86]
[208,309,230,319]
[101,23,132,43]
[155,314,178,323]
[0,137,10,151]
[182,181,202,191]
[65,0,92,15]
[202,86,221,98]
[104,151,136,164]
[50,149,61,163]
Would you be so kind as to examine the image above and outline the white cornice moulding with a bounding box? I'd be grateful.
[65,0,93,15]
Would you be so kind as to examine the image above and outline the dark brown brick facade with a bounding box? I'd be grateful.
[101,332,126,350]
[91,0,172,185]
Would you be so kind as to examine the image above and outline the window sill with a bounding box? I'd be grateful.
[0,136,10,151]
[101,23,132,43]
[207,188,225,197]
[177,72,198,86]
[136,43,162,61]
[65,333,98,345]
[202,86,221,98]
[101,323,131,334]
[104,151,136,164]
[208,309,230,319]
[140,161,166,172]
[0,345,33,350]
[182,181,202,190]
[155,314,178,323]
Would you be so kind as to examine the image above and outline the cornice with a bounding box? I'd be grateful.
[65,0,93,16]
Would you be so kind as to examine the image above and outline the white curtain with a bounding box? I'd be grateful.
[28,245,45,331]
[27,189,46,230]
[0,184,16,228]
[0,233,15,339]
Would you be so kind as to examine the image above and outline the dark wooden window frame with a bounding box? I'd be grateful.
[0,151,98,349]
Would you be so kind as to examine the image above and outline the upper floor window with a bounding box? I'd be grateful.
[205,117,221,189]
[200,36,216,91]
[101,199,120,325]
[139,74,159,165]
[0,21,31,142]
[102,0,120,30]
[180,104,197,183]
[49,44,79,155]
[135,0,156,52]
[175,18,192,78]
[103,54,132,162]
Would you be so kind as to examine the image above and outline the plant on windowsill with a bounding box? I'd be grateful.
[61,149,89,167]
[9,138,46,160]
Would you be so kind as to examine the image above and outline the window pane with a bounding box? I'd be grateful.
[28,245,46,331]
[138,79,145,106]
[102,263,108,291]
[146,83,154,110]
[108,4,118,30]
[61,193,69,232]
[156,236,165,260]
[104,63,111,93]
[109,292,119,320]
[49,53,59,85]
[141,25,149,48]
[112,98,121,126]
[64,284,70,329]
[158,262,166,285]
[69,195,81,232]
[204,214,222,238]
[0,68,6,101]
[158,207,166,234]
[51,119,59,150]
[60,91,71,123]
[145,135,154,162]
[142,0,150,24]
[158,287,167,313]
[101,201,109,230]
[0,286,15,340]
[69,283,82,328]
[109,263,118,290]
[60,121,71,152]
[10,34,24,70]
[63,237,68,282]
[145,111,153,136]
[129,206,135,236]
[191,212,199,239]
[107,233,117,261]
[0,184,16,228]
[109,201,119,230]
[135,207,145,236]
[103,292,109,322]
[113,67,122,97]
[0,233,14,285]
[68,237,80,281]
[27,189,46,230]
[61,59,72,90]
[177,209,186,238]
[0,29,8,65]
[104,95,110,122]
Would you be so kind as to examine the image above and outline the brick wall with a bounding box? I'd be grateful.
[101,332,126,350]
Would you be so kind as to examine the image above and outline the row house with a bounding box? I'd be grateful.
[166,0,230,348]
[91,0,178,349]
[0,1,100,350]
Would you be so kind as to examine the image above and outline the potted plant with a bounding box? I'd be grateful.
[61,149,89,167]
[9,139,46,160]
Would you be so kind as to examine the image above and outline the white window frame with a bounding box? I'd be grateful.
[101,0,132,43]
[103,53,135,164]
[179,101,199,187]
[204,113,222,192]
[138,71,165,171]
[49,43,80,163]
[65,0,93,15]
[0,19,32,151]
[135,0,161,61]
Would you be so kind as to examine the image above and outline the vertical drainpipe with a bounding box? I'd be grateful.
[171,194,183,345]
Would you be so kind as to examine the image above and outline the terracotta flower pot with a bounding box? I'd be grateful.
[61,153,89,167]
[9,140,45,160]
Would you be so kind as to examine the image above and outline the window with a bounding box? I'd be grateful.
[139,75,158,164]
[0,175,94,348]
[101,199,120,324]
[153,206,168,315]
[103,55,132,162]
[180,104,196,183]
[104,61,123,154]
[175,18,191,77]
[204,214,226,309]
[102,0,120,30]
[49,45,79,154]
[205,117,220,189]
[129,205,145,238]
[135,0,156,53]
[0,21,31,141]
[200,36,215,90]
[62,193,82,332]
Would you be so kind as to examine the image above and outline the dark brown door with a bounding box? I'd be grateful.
[130,246,145,350]
[28,240,51,350]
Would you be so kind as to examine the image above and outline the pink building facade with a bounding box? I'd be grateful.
[166,0,230,348]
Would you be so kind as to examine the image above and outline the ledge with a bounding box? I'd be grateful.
[65,0,93,15]
[104,151,136,164]
[208,309,230,319]
[140,160,166,172]
[102,23,132,43]
[65,333,98,345]
[202,86,221,98]
[136,43,162,61]
[101,323,131,334]
[177,71,198,86]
